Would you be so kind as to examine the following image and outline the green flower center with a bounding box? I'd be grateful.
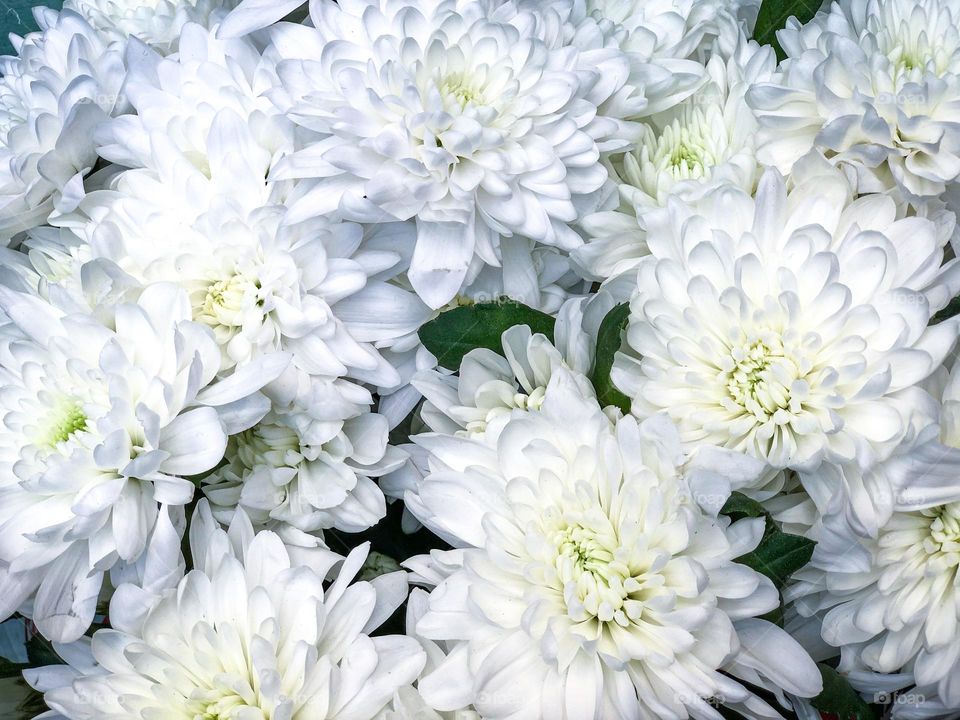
[927,503,960,560]
[198,273,261,329]
[191,693,250,720]
[438,72,486,110]
[723,337,803,420]
[42,400,88,447]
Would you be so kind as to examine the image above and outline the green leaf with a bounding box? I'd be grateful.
[933,295,960,324]
[721,492,815,589]
[811,664,880,720]
[591,303,632,413]
[0,659,28,680]
[418,300,555,371]
[739,528,814,588]
[25,632,61,668]
[719,491,767,521]
[753,0,823,60]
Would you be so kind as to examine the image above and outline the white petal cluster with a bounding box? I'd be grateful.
[203,370,404,535]
[56,27,430,384]
[269,0,638,308]
[782,363,960,716]
[0,284,271,642]
[748,0,960,200]
[26,501,426,719]
[404,368,822,718]
[4,0,960,716]
[612,162,960,485]
[414,321,599,439]
[0,9,124,241]
[577,35,775,279]
[64,0,236,52]
[790,502,960,717]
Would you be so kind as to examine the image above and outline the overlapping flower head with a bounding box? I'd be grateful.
[0,283,281,641]
[403,367,822,718]
[612,156,960,523]
[748,0,960,201]
[0,9,124,240]
[26,500,425,718]
[577,32,775,279]
[64,0,238,52]
[262,0,653,308]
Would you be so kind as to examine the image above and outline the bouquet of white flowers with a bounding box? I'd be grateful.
[1,0,959,717]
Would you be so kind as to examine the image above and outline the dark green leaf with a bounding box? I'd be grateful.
[811,664,880,720]
[591,303,632,413]
[25,631,61,668]
[0,659,27,680]
[933,295,960,324]
[0,675,46,719]
[754,0,824,60]
[721,492,815,589]
[720,491,767,521]
[418,300,555,370]
[736,528,815,589]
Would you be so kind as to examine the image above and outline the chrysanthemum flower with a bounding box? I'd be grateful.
[54,28,429,384]
[613,160,960,476]
[203,368,405,535]
[404,369,822,718]
[565,0,750,115]
[747,0,960,200]
[64,0,236,52]
[0,284,279,642]
[789,493,960,717]
[94,23,292,204]
[25,501,426,719]
[0,9,124,241]
[267,0,638,308]
[785,362,960,714]
[577,35,774,280]
[414,324,594,439]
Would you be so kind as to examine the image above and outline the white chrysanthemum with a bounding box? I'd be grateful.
[747,0,960,200]
[613,162,960,478]
[64,0,236,52]
[789,495,960,717]
[785,362,960,719]
[382,288,628,521]
[564,0,749,111]
[0,9,124,241]
[0,284,280,642]
[414,325,590,439]
[404,369,822,719]
[26,501,426,719]
[60,145,429,385]
[577,36,774,280]
[94,23,291,203]
[375,588,482,720]
[374,233,591,428]
[203,368,405,535]
[53,27,430,383]
[268,0,638,308]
